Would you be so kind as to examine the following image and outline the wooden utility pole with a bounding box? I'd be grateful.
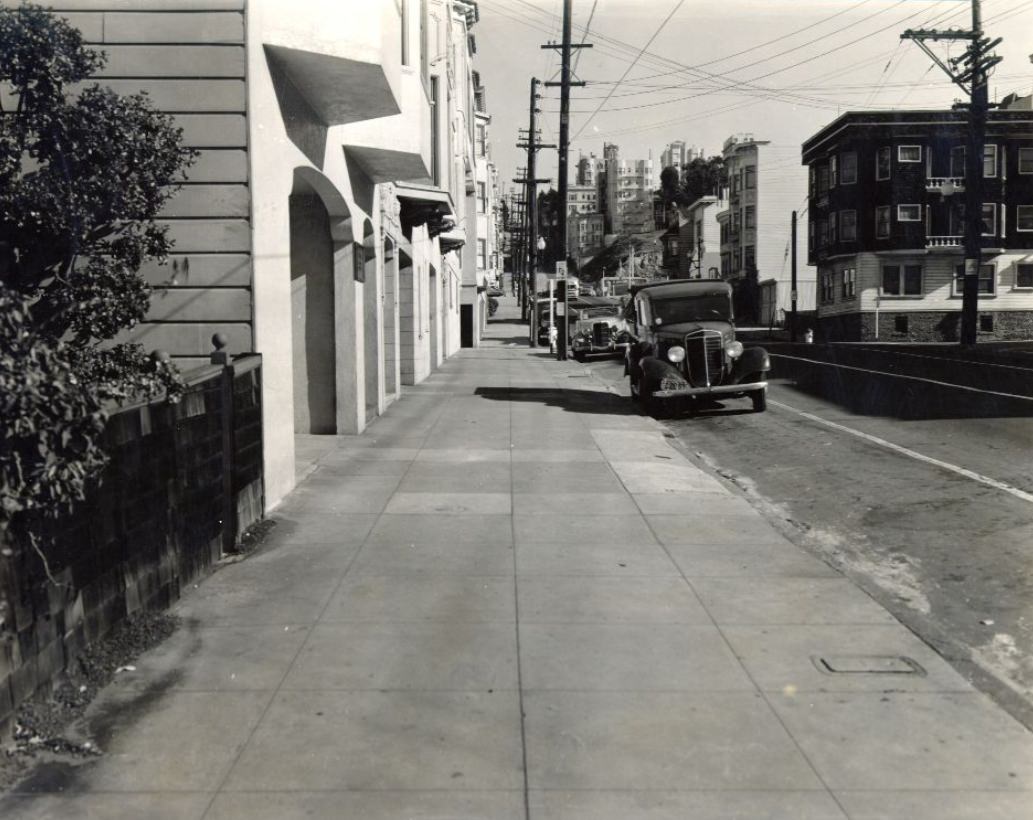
[516,78,554,346]
[790,210,798,342]
[543,0,589,360]
[902,0,1001,346]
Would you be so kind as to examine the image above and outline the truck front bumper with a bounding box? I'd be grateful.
[653,380,767,399]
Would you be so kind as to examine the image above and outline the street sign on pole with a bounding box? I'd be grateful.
[556,261,567,279]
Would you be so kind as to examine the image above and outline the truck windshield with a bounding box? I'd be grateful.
[651,295,732,325]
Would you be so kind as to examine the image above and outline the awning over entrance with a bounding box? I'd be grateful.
[438,227,467,253]
[395,183,456,239]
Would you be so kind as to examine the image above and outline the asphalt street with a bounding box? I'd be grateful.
[588,354,1033,729]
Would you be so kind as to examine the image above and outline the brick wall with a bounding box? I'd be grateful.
[816,310,1033,342]
[0,357,263,736]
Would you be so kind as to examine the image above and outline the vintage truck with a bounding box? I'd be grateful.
[624,280,770,416]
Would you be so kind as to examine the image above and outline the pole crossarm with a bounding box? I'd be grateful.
[901,27,976,41]
[540,43,592,49]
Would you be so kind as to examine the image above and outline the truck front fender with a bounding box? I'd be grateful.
[732,346,771,382]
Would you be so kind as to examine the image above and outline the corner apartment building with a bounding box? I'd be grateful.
[718,133,814,323]
[802,104,1033,341]
[40,0,492,509]
[604,143,655,237]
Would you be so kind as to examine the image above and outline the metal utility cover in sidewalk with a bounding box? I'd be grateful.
[814,655,925,675]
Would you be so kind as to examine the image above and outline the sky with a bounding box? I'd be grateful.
[473,0,1033,195]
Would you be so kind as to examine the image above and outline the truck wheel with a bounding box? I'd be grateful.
[574,350,586,363]
[642,379,670,419]
[629,373,642,404]
[751,388,767,413]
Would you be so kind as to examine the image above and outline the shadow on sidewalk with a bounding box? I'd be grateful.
[475,386,639,415]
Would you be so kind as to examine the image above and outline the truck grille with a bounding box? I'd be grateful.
[592,322,610,347]
[683,330,725,387]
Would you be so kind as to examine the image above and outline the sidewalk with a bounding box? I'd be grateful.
[4,296,1033,819]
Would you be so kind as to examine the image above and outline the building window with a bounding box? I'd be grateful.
[429,76,440,186]
[894,315,909,334]
[744,245,755,271]
[476,182,486,213]
[816,165,829,195]
[842,267,856,299]
[353,243,366,283]
[477,239,486,269]
[745,206,756,229]
[1015,263,1033,288]
[980,314,994,333]
[475,123,486,157]
[954,263,996,296]
[809,165,816,196]
[951,145,965,177]
[897,204,921,222]
[817,219,828,248]
[876,147,891,180]
[840,210,857,242]
[984,144,998,178]
[882,264,922,296]
[828,212,837,244]
[840,152,857,185]
[1019,148,1033,175]
[981,202,996,236]
[745,166,756,189]
[820,271,835,304]
[399,0,409,66]
[876,206,890,238]
[827,156,837,187]
[1017,205,1033,232]
[898,145,921,163]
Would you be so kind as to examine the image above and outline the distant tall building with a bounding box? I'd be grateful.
[576,152,605,187]
[661,140,702,170]
[603,143,654,236]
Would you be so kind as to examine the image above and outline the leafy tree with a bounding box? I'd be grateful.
[659,165,684,204]
[660,156,727,207]
[0,5,194,554]
[681,156,726,205]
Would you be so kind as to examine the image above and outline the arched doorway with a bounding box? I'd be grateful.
[383,237,399,400]
[289,189,336,433]
[289,168,357,434]
[360,219,379,425]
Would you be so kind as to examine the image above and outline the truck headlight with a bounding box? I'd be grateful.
[725,341,744,359]
[667,345,686,363]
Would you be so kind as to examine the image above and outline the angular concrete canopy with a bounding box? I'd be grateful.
[264,44,400,126]
[395,183,455,239]
[344,146,431,184]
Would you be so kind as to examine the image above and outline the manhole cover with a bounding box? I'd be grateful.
[813,655,925,676]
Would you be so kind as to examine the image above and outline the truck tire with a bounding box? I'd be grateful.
[751,387,767,413]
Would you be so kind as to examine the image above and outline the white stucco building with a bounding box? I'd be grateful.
[47,0,494,509]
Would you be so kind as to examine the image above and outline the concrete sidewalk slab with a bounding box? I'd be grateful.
[5,299,1033,819]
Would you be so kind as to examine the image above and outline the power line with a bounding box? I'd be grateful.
[570,0,686,142]
[568,1,993,140]
[572,0,598,76]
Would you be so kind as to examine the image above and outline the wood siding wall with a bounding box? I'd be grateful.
[33,1,251,370]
